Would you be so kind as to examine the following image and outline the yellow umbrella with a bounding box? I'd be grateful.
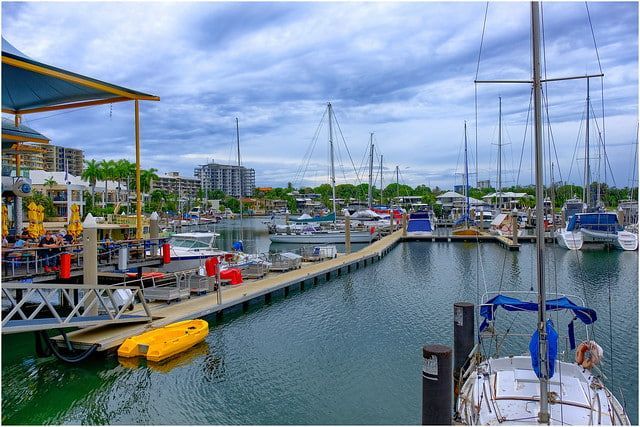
[27,202,39,238]
[2,204,8,238]
[68,204,83,238]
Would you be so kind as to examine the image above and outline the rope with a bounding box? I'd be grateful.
[515,89,533,186]
[333,111,362,186]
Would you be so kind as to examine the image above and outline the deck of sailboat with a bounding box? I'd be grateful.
[460,356,628,425]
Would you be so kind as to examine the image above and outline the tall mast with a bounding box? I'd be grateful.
[368,132,374,209]
[328,103,337,219]
[531,2,549,423]
[236,117,243,239]
[380,154,384,206]
[464,121,470,224]
[497,96,502,210]
[585,78,591,207]
[396,165,400,202]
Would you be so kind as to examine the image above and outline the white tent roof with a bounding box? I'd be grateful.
[436,191,465,199]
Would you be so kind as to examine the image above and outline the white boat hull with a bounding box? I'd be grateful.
[269,230,375,244]
[556,229,583,250]
[613,230,639,251]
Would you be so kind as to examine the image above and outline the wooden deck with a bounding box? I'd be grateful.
[54,230,404,351]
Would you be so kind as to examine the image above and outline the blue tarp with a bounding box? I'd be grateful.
[407,219,432,232]
[453,213,476,227]
[566,212,622,233]
[479,294,597,333]
[529,319,558,378]
[294,212,336,223]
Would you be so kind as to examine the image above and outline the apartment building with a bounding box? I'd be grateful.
[152,172,200,200]
[194,161,255,197]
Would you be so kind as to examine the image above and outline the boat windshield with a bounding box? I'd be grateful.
[168,238,196,249]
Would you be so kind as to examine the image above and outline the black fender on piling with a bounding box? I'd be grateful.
[421,344,452,425]
[453,302,475,388]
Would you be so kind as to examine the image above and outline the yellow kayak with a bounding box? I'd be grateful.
[118,319,209,362]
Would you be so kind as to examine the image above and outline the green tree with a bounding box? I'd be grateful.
[224,196,240,213]
[82,159,102,207]
[98,159,116,207]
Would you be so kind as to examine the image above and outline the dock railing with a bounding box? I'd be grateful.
[1,237,167,280]
[1,282,152,334]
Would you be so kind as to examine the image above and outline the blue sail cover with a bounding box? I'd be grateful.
[479,294,597,333]
[453,213,476,227]
[566,212,621,233]
[529,319,559,378]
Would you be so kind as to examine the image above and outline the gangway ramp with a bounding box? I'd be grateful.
[1,283,152,334]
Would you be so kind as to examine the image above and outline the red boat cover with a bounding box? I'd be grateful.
[220,268,243,285]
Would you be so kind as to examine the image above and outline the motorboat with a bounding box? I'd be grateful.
[406,210,434,237]
[269,223,377,244]
[166,232,223,260]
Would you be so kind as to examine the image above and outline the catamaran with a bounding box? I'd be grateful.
[456,3,629,424]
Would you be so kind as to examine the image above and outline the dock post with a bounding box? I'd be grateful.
[511,210,519,245]
[421,344,453,425]
[345,216,351,254]
[149,211,159,256]
[82,214,99,316]
[390,211,395,230]
[402,213,407,237]
[617,209,625,228]
[453,303,474,404]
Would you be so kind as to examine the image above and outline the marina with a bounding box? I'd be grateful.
[1,1,638,425]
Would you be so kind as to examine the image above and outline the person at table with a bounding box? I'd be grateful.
[39,230,60,273]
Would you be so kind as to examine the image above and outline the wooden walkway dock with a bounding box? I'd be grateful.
[48,230,545,352]
[54,230,404,351]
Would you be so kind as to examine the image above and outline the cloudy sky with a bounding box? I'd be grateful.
[2,1,638,190]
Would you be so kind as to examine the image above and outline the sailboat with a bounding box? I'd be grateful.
[452,122,481,236]
[489,97,526,239]
[269,103,378,244]
[456,3,629,424]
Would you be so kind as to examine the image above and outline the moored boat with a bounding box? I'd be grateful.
[117,319,209,362]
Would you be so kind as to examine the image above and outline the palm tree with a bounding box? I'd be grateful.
[98,160,116,207]
[114,159,132,205]
[43,176,57,201]
[140,168,159,194]
[82,159,101,207]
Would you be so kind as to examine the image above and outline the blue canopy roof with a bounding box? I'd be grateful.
[2,117,50,146]
[479,294,597,333]
[2,38,159,114]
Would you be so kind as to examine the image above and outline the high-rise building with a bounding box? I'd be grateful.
[43,145,84,177]
[194,161,255,197]
[152,172,200,200]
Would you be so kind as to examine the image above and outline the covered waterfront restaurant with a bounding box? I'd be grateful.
[1,37,159,238]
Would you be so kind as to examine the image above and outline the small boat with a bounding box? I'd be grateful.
[489,212,526,238]
[118,319,209,362]
[406,210,434,237]
[566,212,638,251]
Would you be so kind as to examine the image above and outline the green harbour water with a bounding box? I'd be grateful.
[2,218,638,424]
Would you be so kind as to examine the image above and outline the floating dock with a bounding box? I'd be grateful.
[12,230,541,352]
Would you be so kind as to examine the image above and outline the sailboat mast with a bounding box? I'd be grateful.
[464,121,470,223]
[380,154,383,206]
[368,133,374,209]
[585,77,591,207]
[328,103,337,220]
[396,165,399,201]
[498,96,502,210]
[531,2,549,423]
[236,117,243,239]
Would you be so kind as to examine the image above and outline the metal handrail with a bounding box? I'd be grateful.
[1,282,152,334]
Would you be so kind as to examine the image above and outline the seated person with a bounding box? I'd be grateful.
[39,231,60,273]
